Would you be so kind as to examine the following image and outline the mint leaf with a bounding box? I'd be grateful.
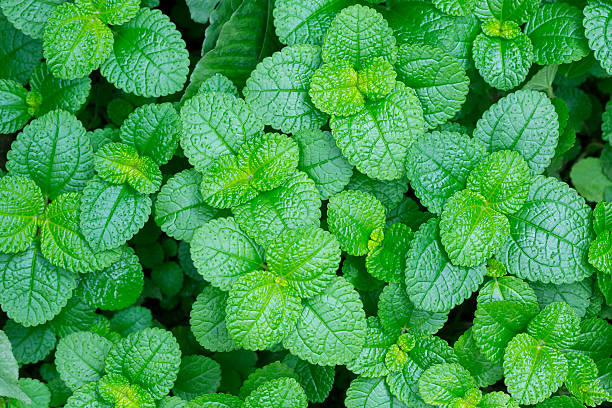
[55,331,111,391]
[282,354,335,403]
[190,286,238,352]
[418,362,476,406]
[565,352,610,406]
[0,0,64,39]
[0,79,30,133]
[346,316,395,377]
[345,376,407,408]
[28,63,91,117]
[584,0,612,75]
[3,321,56,365]
[366,223,412,283]
[527,301,580,348]
[309,59,364,117]
[172,355,221,400]
[0,329,31,403]
[244,377,307,408]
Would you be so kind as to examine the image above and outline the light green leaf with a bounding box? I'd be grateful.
[346,316,394,378]
[294,129,353,200]
[100,8,189,97]
[535,396,587,408]
[74,0,140,25]
[267,227,341,298]
[94,142,162,195]
[565,352,610,406]
[524,2,590,65]
[0,0,60,40]
[466,150,531,214]
[110,306,152,337]
[197,73,239,96]
[7,378,50,408]
[80,177,152,252]
[345,376,408,408]
[473,0,538,24]
[105,327,182,400]
[406,131,485,214]
[77,245,143,311]
[346,172,408,211]
[498,175,595,284]
[503,333,568,405]
[28,63,91,117]
[330,82,424,180]
[440,190,510,267]
[282,354,335,403]
[155,170,216,243]
[244,377,307,408]
[594,201,612,235]
[283,276,367,366]
[527,301,580,348]
[308,59,363,117]
[233,171,321,248]
[226,270,301,350]
[199,155,257,209]
[63,382,111,408]
[473,90,559,174]
[530,280,592,319]
[479,392,519,408]
[119,103,180,166]
[238,362,297,400]
[564,318,612,362]
[7,110,94,199]
[3,321,56,365]
[356,57,396,101]
[55,331,112,391]
[589,231,612,274]
[431,0,476,16]
[473,31,533,91]
[477,275,539,305]
[396,44,469,130]
[173,355,221,400]
[243,44,328,134]
[0,79,30,133]
[366,223,412,283]
[418,363,476,406]
[584,0,612,75]
[180,92,263,173]
[186,393,243,408]
[0,175,44,253]
[570,157,612,202]
[190,217,264,291]
[190,286,238,352]
[322,5,396,68]
[97,373,155,408]
[405,218,487,312]
[42,2,112,79]
[455,328,504,388]
[0,329,31,403]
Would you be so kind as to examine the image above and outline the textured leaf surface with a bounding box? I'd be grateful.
[105,327,182,400]
[80,177,152,252]
[28,63,91,117]
[238,362,297,399]
[418,363,475,406]
[75,0,140,25]
[3,321,56,365]
[55,331,111,391]
[226,270,301,350]
[584,0,612,75]
[345,376,408,408]
[0,0,64,40]
[455,328,504,388]
[7,110,93,199]
[565,352,610,406]
[407,131,485,214]
[366,223,412,283]
[0,175,44,253]
[330,82,424,180]
[473,0,537,23]
[172,355,221,400]
[0,79,29,134]
[347,173,408,211]
[282,354,334,403]
[405,218,486,312]
[186,393,243,408]
[283,276,367,366]
[9,378,50,408]
[97,373,156,408]
[0,244,76,326]
[63,382,110,408]
[530,280,591,319]
[244,44,328,134]
[309,59,363,117]
[100,8,189,97]
[244,377,307,408]
[190,286,237,352]
[396,44,469,129]
[527,301,580,348]
[346,317,394,378]
[0,329,31,403]
[190,217,264,291]
[473,90,559,174]
[498,175,594,284]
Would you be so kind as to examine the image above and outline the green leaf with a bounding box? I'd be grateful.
[473,90,559,174]
[589,231,612,274]
[97,373,155,408]
[0,175,44,253]
[173,355,221,400]
[440,190,510,267]
[283,276,367,366]
[7,110,94,199]
[396,44,469,130]
[190,217,264,291]
[63,382,111,408]
[0,329,31,403]
[477,275,539,305]
[527,301,580,348]
[593,201,612,235]
[473,0,537,24]
[243,44,328,134]
[190,285,238,352]
[151,262,184,297]
[347,172,408,211]
[42,2,112,79]
[119,103,180,166]
[330,82,424,180]
[406,131,485,214]
[498,175,595,284]
[225,270,301,350]
[524,2,589,65]
[238,362,297,400]
[186,393,243,408]
[503,333,568,405]
[455,328,504,388]
[180,92,264,173]
[584,0,612,75]
[282,354,335,403]
[322,5,396,68]
[522,65,558,94]
[418,363,476,406]
[294,129,353,200]
[94,142,162,195]
[479,392,519,408]
[405,218,487,312]
[7,378,50,408]
[365,223,412,283]
[308,59,363,117]
[3,320,56,365]
[154,171,216,243]
[100,8,189,97]
[80,177,152,252]
[345,376,408,408]
[197,73,239,96]
[233,171,321,248]
[466,150,531,214]
[244,377,307,408]
[346,316,394,377]
[55,331,112,391]
[357,57,396,101]
[535,396,586,408]
[343,256,385,292]
[28,63,91,117]
[273,0,353,46]
[267,227,341,298]
[0,244,76,326]
[74,0,140,25]
[530,280,592,319]
[377,283,448,336]
[199,155,257,209]
[327,190,386,256]
[110,306,152,337]
[105,327,182,400]
[77,245,143,311]
[48,297,97,337]
[570,157,612,202]
[0,79,30,133]
[473,31,534,91]
[564,317,612,362]
[184,0,219,23]
[565,352,610,406]
[431,0,476,16]
[0,0,64,40]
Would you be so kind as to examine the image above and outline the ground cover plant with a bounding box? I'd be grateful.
[0,0,611,406]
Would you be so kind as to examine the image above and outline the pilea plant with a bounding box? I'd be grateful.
[0,0,611,407]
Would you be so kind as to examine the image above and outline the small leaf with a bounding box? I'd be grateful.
[0,329,31,403]
[0,0,58,40]
[431,0,476,16]
[0,79,30,133]
[3,321,56,365]
[356,57,396,100]
[282,354,335,403]
[346,317,395,378]
[473,0,538,24]
[366,223,413,283]
[74,0,140,25]
[238,362,297,400]
[309,59,364,117]
[97,373,155,408]
[589,231,612,274]
[345,376,406,408]
[28,63,91,117]
[244,377,307,408]
[64,382,111,408]
[418,363,476,406]
[55,331,112,391]
[455,328,504,388]
[527,301,580,348]
[190,286,238,352]
[565,352,610,406]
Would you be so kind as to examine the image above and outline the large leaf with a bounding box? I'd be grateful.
[55,331,112,391]
[28,63,91,117]
[584,0,612,75]
[0,330,31,403]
